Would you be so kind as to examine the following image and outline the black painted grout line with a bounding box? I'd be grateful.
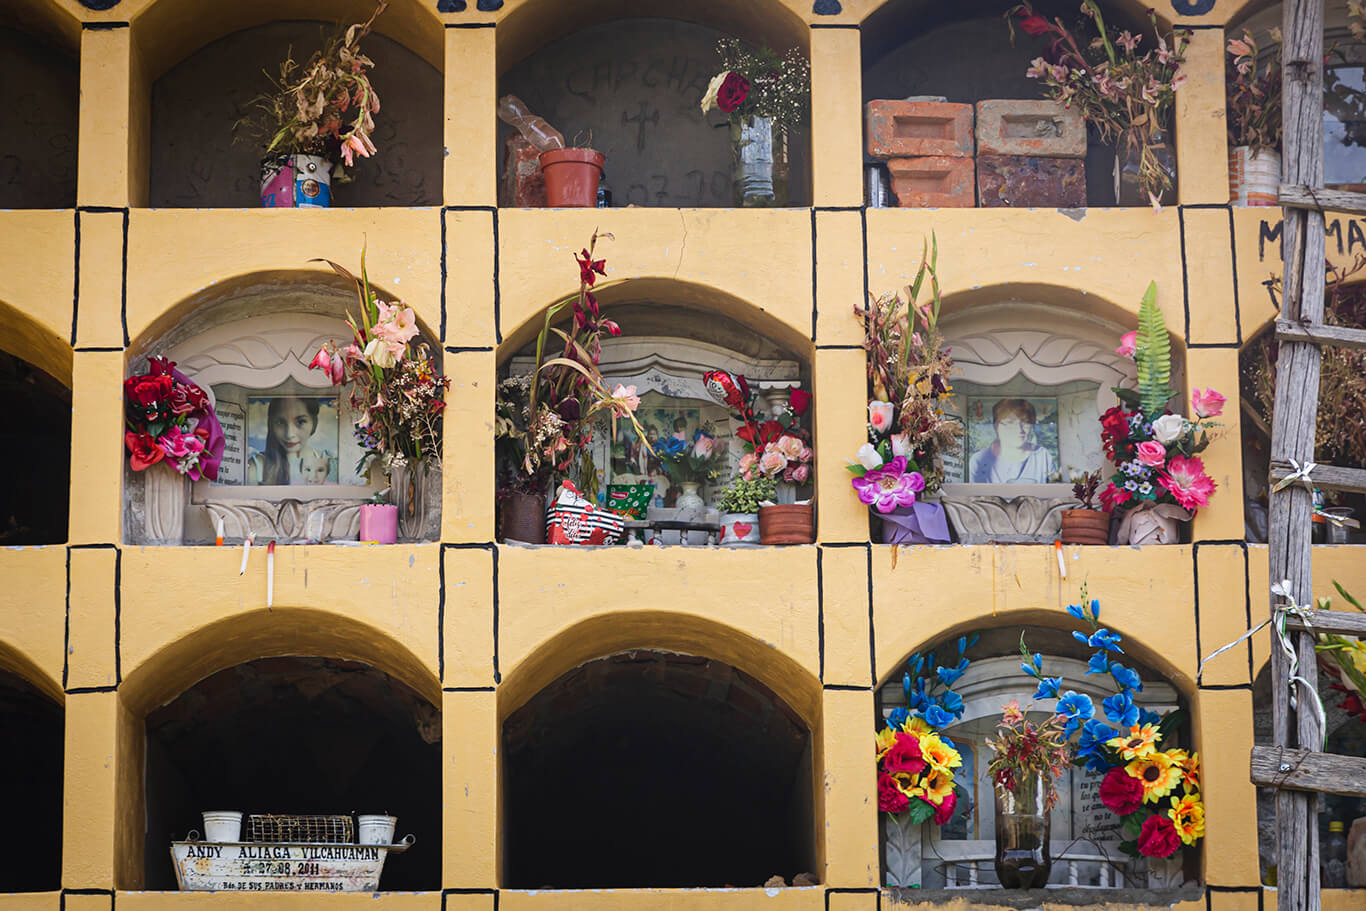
[440,207,448,342]
[492,209,502,344]
[823,683,871,691]
[442,686,496,692]
[817,343,863,350]
[120,208,129,346]
[113,546,122,684]
[444,22,497,28]
[809,23,860,29]
[864,543,875,687]
[816,547,825,682]
[1187,342,1242,349]
[81,22,129,30]
[443,541,496,549]
[1178,205,1192,345]
[1192,542,1203,686]
[70,210,80,346]
[814,205,863,212]
[62,547,71,689]
[77,205,125,213]
[75,347,125,352]
[65,685,119,695]
[438,542,447,682]
[1228,206,1244,345]
[1180,202,1233,209]
[445,345,494,353]
[820,540,868,548]
[445,205,497,212]
[1199,683,1253,691]
[491,544,501,683]
[810,208,818,342]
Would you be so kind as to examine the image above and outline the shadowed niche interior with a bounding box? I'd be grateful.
[0,350,70,544]
[143,656,441,890]
[502,649,815,889]
[0,670,62,892]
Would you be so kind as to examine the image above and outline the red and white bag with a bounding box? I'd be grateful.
[546,481,625,545]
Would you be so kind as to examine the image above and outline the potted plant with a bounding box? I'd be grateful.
[124,356,226,544]
[308,249,450,542]
[715,476,775,547]
[1098,282,1223,545]
[700,38,810,207]
[1009,1,1190,207]
[236,1,386,208]
[540,139,606,208]
[1059,470,1110,545]
[494,232,653,542]
[1226,30,1282,206]
[847,235,961,545]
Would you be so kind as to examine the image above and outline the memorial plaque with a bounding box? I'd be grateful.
[170,841,406,892]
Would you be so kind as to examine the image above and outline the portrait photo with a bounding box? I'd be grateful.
[966,396,1060,484]
[245,395,341,486]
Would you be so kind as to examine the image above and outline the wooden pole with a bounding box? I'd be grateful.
[1272,2,1326,910]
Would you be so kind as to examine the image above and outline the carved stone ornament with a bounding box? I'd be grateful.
[939,494,1073,544]
[144,463,188,545]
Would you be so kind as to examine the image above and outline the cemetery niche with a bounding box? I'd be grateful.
[0,668,62,892]
[0,348,71,545]
[0,25,77,209]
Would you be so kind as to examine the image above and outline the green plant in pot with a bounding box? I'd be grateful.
[716,476,775,547]
[1059,469,1110,545]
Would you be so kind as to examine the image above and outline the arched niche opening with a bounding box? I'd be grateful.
[877,623,1197,891]
[0,346,71,544]
[496,2,811,209]
[125,274,442,545]
[0,667,62,891]
[502,648,816,888]
[1252,662,1366,887]
[860,0,1179,208]
[496,287,814,543]
[0,19,77,209]
[932,289,1185,544]
[142,655,441,891]
[148,19,442,207]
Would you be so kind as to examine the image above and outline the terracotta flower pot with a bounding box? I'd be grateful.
[1059,509,1110,546]
[501,493,546,544]
[759,503,813,545]
[539,148,604,207]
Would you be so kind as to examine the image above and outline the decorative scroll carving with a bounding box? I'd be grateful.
[195,501,361,544]
[940,494,1073,543]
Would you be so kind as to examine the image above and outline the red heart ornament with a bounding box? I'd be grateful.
[732,521,753,538]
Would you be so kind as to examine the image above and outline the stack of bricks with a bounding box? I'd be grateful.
[865,100,975,207]
[974,99,1086,207]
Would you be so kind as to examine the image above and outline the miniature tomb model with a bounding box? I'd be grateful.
[170,812,411,892]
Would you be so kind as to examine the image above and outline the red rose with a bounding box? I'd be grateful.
[125,431,165,471]
[1100,407,1131,441]
[789,388,812,416]
[125,374,174,421]
[1098,483,1131,514]
[147,356,176,377]
[1018,12,1051,36]
[716,72,750,113]
[1099,766,1144,815]
[883,731,927,777]
[933,789,958,825]
[1137,815,1181,858]
[877,772,909,814]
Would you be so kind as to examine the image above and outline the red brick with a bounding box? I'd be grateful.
[865,100,974,159]
[886,156,975,207]
[976,154,1086,208]
[975,99,1085,158]
[499,134,546,207]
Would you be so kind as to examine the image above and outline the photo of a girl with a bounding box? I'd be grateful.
[246,396,340,485]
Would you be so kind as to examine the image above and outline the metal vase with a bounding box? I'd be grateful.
[391,461,428,542]
[731,116,789,207]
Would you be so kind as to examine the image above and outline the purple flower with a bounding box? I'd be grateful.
[851,456,925,514]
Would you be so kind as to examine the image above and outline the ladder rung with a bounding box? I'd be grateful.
[1285,607,1366,637]
[1279,182,1366,215]
[1275,320,1366,350]
[1270,459,1366,494]
[1251,745,1366,798]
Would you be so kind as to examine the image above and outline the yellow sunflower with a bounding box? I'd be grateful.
[920,733,963,775]
[1168,792,1205,845]
[921,770,955,804]
[906,716,933,735]
[892,770,926,800]
[1126,751,1183,803]
[1179,750,1200,791]
[876,727,898,761]
[1106,723,1162,760]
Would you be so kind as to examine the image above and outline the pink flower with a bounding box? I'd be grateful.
[692,433,716,458]
[373,301,419,347]
[1158,455,1217,512]
[309,346,333,376]
[776,434,806,462]
[852,456,925,514]
[759,449,787,477]
[790,464,810,483]
[1190,387,1226,419]
[738,451,758,481]
[869,400,895,434]
[339,133,372,167]
[611,384,640,411]
[1116,331,1137,357]
[1136,440,1168,468]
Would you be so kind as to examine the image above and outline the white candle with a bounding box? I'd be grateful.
[215,516,225,547]
[239,535,253,575]
[267,541,276,608]
[1055,539,1067,579]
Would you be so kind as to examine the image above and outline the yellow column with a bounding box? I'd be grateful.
[814,348,871,543]
[1186,347,1244,541]
[1194,689,1263,886]
[78,25,149,207]
[1174,28,1229,206]
[821,545,872,688]
[445,26,498,207]
[442,689,499,888]
[821,688,880,887]
[809,27,864,207]
[69,351,125,545]
[63,691,144,889]
[442,349,496,543]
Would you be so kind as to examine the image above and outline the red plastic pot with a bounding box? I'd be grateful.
[539,148,604,207]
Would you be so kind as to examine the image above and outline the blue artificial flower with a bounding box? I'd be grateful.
[939,734,957,751]
[907,677,930,712]
[660,437,687,455]
[1090,599,1100,620]
[1103,691,1140,728]
[940,689,965,718]
[1033,676,1062,700]
[923,704,954,728]
[957,636,968,654]
[887,707,910,731]
[908,653,924,676]
[1124,479,1139,491]
[1020,661,1038,678]
[1138,708,1162,727]
[1077,719,1119,772]
[902,672,912,702]
[1076,628,1124,653]
[1110,663,1143,693]
[1066,603,1087,622]
[1033,652,1043,671]
[937,657,969,688]
[1056,690,1095,739]
[1086,651,1111,675]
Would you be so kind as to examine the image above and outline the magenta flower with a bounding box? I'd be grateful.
[1116,331,1137,357]
[1190,387,1226,419]
[1158,455,1217,512]
[1136,440,1167,468]
[852,456,926,514]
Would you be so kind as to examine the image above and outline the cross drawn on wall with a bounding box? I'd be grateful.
[623,101,660,151]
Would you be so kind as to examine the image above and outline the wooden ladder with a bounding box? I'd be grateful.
[1248,3,1366,911]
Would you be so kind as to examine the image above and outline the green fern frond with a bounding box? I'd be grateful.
[1135,281,1173,417]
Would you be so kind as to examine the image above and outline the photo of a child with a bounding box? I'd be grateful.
[246,395,341,485]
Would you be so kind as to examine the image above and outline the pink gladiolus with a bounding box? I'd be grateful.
[1116,331,1137,357]
[340,133,371,167]
[1136,440,1168,468]
[309,346,333,375]
[1158,455,1217,512]
[611,384,640,411]
[1191,387,1226,418]
[373,301,419,346]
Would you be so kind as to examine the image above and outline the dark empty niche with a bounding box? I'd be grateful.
[0,350,70,544]
[0,26,77,209]
[149,21,442,208]
[0,670,62,891]
[144,656,441,890]
[502,649,815,889]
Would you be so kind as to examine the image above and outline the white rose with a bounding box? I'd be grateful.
[699,71,728,115]
[856,442,884,471]
[1151,414,1186,445]
[890,432,912,458]
[868,400,896,434]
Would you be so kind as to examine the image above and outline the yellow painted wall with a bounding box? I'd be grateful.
[2,0,1363,906]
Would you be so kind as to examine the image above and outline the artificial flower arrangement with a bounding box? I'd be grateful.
[705,371,814,493]
[1316,582,1366,725]
[236,1,386,176]
[495,232,653,513]
[1017,593,1205,861]
[984,699,1073,811]
[700,38,810,132]
[309,250,449,479]
[848,236,961,543]
[656,426,728,489]
[876,635,975,826]
[1099,282,1222,543]
[1226,29,1282,154]
[124,357,225,481]
[1009,1,1190,206]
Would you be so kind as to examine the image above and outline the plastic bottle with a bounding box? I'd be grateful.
[496,95,564,152]
[1323,819,1348,888]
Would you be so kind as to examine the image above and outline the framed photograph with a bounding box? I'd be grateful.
[245,394,343,486]
[965,396,1060,484]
